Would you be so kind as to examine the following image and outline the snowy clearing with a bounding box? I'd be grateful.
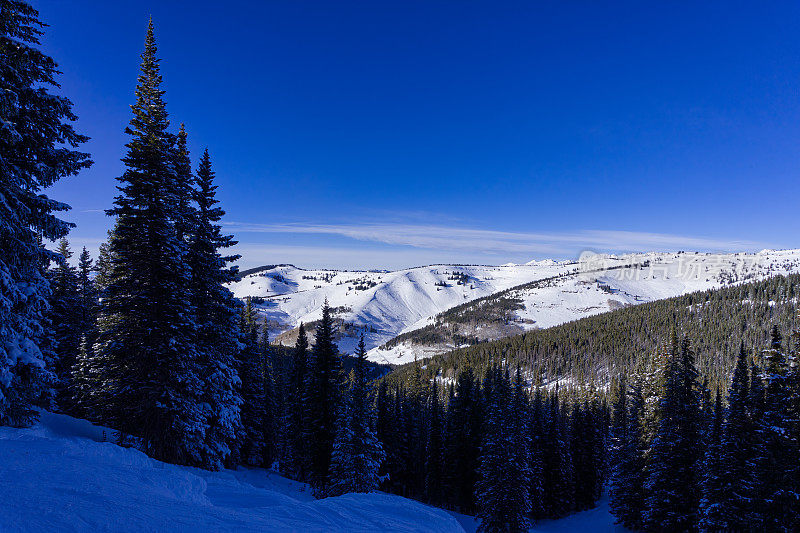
[0,411,463,533]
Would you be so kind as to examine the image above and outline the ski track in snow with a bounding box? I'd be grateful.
[0,411,464,533]
[229,250,800,366]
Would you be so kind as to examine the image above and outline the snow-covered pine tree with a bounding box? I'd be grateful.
[444,367,482,514]
[91,20,205,465]
[259,323,277,467]
[375,377,393,488]
[699,345,757,530]
[188,148,243,470]
[69,335,99,420]
[510,368,532,523]
[542,390,575,518]
[609,376,646,530]
[758,326,800,530]
[327,334,384,497]
[698,388,724,530]
[609,376,645,531]
[76,247,97,339]
[609,378,629,522]
[400,384,419,497]
[475,366,530,533]
[67,249,99,420]
[475,365,506,532]
[383,383,413,496]
[409,358,428,497]
[172,124,195,243]
[93,240,113,295]
[238,297,267,466]
[47,238,81,408]
[304,299,343,496]
[571,399,595,511]
[0,0,91,426]
[558,395,576,515]
[287,322,309,479]
[790,316,800,532]
[528,385,546,520]
[746,357,768,527]
[573,392,604,510]
[643,337,703,532]
[424,379,444,505]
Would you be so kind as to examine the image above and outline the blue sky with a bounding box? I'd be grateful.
[35,1,800,270]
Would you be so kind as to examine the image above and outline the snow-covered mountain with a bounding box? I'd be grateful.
[229,249,800,365]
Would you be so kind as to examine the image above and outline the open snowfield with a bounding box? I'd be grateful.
[231,250,800,365]
[0,411,464,532]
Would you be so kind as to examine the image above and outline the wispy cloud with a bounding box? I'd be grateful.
[225,221,771,257]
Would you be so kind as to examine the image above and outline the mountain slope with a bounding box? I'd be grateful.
[229,262,572,359]
[384,272,800,398]
[229,250,800,365]
[0,411,464,533]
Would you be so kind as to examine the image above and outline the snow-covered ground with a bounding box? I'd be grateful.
[230,250,800,365]
[0,411,464,532]
[451,495,627,533]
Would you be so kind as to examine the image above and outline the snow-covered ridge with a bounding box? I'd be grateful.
[229,250,800,365]
[229,262,574,355]
[0,411,464,532]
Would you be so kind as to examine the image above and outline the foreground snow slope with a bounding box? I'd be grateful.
[230,250,800,365]
[0,412,463,533]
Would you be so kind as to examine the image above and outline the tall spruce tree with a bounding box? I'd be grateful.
[475,367,530,533]
[643,337,703,532]
[304,300,343,496]
[0,0,91,426]
[172,123,194,243]
[609,377,647,530]
[444,367,482,514]
[747,357,768,527]
[91,20,205,465]
[758,326,799,530]
[67,248,99,420]
[188,148,243,470]
[573,394,604,510]
[698,388,724,531]
[528,385,546,520]
[238,297,267,465]
[288,322,309,479]
[93,240,112,295]
[510,368,533,521]
[700,345,757,530]
[259,324,277,467]
[327,334,384,496]
[75,247,97,339]
[47,238,80,406]
[375,377,393,488]
[424,379,444,505]
[542,390,575,518]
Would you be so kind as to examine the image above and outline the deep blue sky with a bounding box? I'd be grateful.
[35,1,800,269]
